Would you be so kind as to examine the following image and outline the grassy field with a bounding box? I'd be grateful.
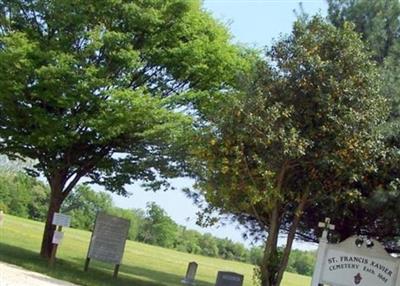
[0,214,311,286]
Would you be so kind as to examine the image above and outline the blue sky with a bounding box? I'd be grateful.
[112,0,327,249]
[204,0,327,48]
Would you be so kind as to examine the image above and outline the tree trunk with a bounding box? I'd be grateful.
[40,184,64,258]
[260,206,280,286]
[39,169,84,259]
[260,164,288,286]
[275,194,308,285]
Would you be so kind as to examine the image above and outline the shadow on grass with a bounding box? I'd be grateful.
[70,257,215,286]
[0,242,161,286]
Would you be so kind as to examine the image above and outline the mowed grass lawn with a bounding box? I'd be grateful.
[0,214,311,286]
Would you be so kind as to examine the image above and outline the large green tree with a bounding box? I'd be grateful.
[325,0,400,251]
[191,17,388,286]
[328,0,400,122]
[327,0,400,63]
[0,0,242,258]
[137,202,178,248]
[0,170,49,219]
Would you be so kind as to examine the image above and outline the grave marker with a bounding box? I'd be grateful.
[215,271,244,286]
[84,212,130,278]
[310,218,400,286]
[0,210,4,226]
[181,261,198,285]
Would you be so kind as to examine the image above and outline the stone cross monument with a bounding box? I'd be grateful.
[311,217,335,286]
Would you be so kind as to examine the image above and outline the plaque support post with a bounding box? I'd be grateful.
[396,263,400,286]
[84,257,91,272]
[49,225,62,267]
[113,264,120,278]
[310,218,334,286]
[84,213,130,278]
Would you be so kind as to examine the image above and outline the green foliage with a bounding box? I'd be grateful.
[286,250,315,276]
[0,0,242,193]
[61,185,113,230]
[108,207,146,241]
[191,16,388,286]
[326,0,400,251]
[174,228,202,254]
[195,15,388,234]
[216,238,249,262]
[138,202,178,248]
[0,171,49,220]
[197,233,219,257]
[328,0,400,123]
[250,247,315,277]
[194,16,387,217]
[0,0,244,257]
[328,0,400,63]
[248,246,263,266]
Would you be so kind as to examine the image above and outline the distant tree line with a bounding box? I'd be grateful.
[0,170,48,221]
[0,170,315,276]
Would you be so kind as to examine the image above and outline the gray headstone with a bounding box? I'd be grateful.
[215,271,244,286]
[87,212,130,264]
[0,210,4,226]
[181,261,198,285]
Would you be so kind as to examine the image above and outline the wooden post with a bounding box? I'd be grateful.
[48,225,62,267]
[0,210,4,226]
[396,263,400,286]
[310,218,334,286]
[84,257,91,272]
[113,264,120,278]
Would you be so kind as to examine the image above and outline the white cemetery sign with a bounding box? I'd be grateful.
[84,212,130,278]
[49,212,71,266]
[311,218,400,286]
[52,231,64,245]
[52,212,71,227]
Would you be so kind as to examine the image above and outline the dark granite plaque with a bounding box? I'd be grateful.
[87,212,130,264]
[215,271,244,286]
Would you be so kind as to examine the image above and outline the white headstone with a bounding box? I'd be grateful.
[52,213,71,227]
[181,261,198,285]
